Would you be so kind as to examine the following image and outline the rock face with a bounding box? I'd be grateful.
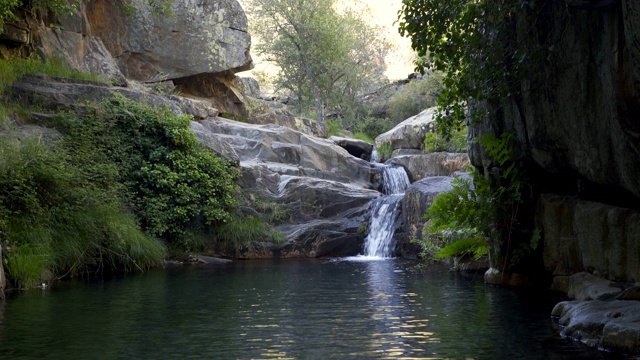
[470,2,640,198]
[375,107,436,157]
[9,74,219,120]
[466,1,640,284]
[36,29,127,85]
[400,176,454,256]
[539,194,640,283]
[389,153,469,182]
[23,0,253,116]
[193,117,379,257]
[61,0,252,81]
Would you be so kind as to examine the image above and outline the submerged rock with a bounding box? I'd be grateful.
[484,268,531,286]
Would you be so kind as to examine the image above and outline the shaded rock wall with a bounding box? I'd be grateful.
[469,1,640,281]
[539,194,640,282]
[470,2,640,198]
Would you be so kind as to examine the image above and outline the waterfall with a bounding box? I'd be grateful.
[362,164,410,258]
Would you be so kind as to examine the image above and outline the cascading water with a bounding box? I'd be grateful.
[362,164,411,258]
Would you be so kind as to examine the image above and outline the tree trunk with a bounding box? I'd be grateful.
[305,61,325,123]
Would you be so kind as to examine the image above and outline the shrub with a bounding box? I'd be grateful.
[387,72,444,123]
[424,127,468,153]
[0,137,166,288]
[213,215,270,246]
[53,94,240,249]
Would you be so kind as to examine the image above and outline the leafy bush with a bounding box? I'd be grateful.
[387,72,444,123]
[376,142,393,162]
[421,176,490,261]
[53,94,239,249]
[0,137,166,288]
[212,215,270,246]
[424,127,468,153]
[419,133,536,265]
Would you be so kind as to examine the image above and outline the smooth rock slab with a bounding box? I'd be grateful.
[551,272,624,300]
[553,300,640,354]
[375,107,437,154]
[389,152,470,181]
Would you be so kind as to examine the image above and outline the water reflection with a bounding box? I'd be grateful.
[0,259,616,359]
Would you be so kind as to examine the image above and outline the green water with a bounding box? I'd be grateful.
[0,259,614,359]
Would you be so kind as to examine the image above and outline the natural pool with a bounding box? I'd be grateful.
[0,258,620,359]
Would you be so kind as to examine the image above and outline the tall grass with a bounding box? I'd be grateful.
[213,215,271,246]
[0,136,166,289]
[0,57,106,93]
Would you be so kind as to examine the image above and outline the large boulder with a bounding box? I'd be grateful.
[61,0,252,81]
[551,272,624,301]
[330,136,374,161]
[539,194,640,283]
[27,0,254,116]
[401,176,455,256]
[375,107,436,154]
[192,118,379,258]
[247,105,328,138]
[552,300,640,354]
[389,152,470,182]
[36,28,126,85]
[195,118,373,188]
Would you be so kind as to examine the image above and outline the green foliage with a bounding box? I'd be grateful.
[0,136,166,289]
[0,57,106,93]
[424,127,468,153]
[326,119,342,137]
[53,94,239,249]
[213,215,270,246]
[357,222,368,235]
[387,72,444,123]
[352,132,374,144]
[269,230,286,248]
[419,132,527,264]
[376,142,393,162]
[248,0,388,123]
[398,0,540,135]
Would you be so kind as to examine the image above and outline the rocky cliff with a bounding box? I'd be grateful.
[469,0,640,284]
[1,0,253,115]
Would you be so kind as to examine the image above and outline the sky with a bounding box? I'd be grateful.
[238,0,416,82]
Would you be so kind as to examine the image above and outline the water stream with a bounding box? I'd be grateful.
[362,164,411,258]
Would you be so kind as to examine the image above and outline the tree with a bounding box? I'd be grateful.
[247,0,388,124]
[397,0,539,136]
